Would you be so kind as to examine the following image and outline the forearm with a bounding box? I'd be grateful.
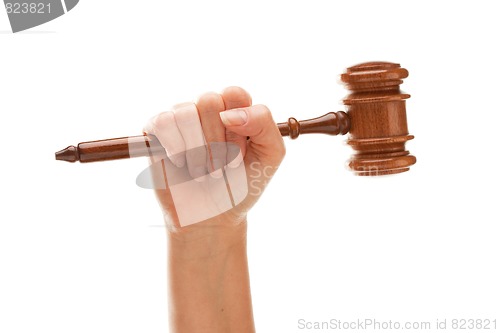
[167,221,255,333]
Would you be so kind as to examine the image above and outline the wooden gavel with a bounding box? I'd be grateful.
[278,61,416,175]
[55,61,416,176]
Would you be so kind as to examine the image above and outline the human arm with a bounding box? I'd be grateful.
[144,86,285,332]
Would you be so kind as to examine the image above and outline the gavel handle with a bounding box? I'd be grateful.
[55,112,351,163]
[277,111,350,139]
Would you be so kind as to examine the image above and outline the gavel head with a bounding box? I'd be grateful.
[341,62,416,176]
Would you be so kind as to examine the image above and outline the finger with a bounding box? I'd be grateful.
[145,111,186,167]
[172,102,207,181]
[196,92,226,178]
[221,86,252,167]
[219,104,285,167]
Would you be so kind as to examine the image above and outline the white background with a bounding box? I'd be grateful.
[1,1,499,332]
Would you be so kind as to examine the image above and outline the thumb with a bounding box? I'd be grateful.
[219,104,285,165]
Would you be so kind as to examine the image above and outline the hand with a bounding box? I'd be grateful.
[143,87,285,233]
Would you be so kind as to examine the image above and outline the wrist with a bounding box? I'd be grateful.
[167,217,248,260]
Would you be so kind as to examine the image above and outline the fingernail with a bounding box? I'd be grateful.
[210,168,223,179]
[228,152,243,168]
[220,110,248,126]
[210,159,224,179]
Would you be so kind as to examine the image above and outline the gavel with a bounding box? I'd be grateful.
[55,61,416,176]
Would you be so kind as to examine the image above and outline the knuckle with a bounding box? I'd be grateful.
[172,103,200,126]
[222,86,252,103]
[278,141,286,158]
[254,104,273,120]
[198,91,222,105]
[153,111,174,130]
[273,138,286,159]
[172,102,196,118]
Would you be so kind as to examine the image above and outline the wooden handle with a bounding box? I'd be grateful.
[277,111,350,139]
[55,112,350,163]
